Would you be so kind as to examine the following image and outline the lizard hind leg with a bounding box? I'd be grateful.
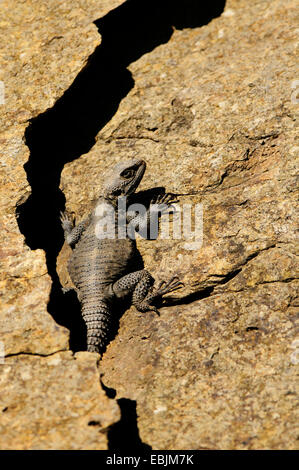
[112,269,157,313]
[138,275,184,314]
[112,271,184,315]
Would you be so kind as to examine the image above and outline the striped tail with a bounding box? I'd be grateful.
[81,300,112,354]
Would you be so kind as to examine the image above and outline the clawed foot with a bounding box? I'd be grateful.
[154,275,184,296]
[60,211,75,232]
[151,193,179,214]
[61,287,73,294]
[136,276,184,316]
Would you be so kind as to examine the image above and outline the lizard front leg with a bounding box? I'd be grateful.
[60,211,88,247]
[127,192,178,240]
[112,270,184,314]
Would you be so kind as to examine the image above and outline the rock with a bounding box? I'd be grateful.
[59,0,298,449]
[0,352,120,449]
[0,0,123,449]
[1,0,298,450]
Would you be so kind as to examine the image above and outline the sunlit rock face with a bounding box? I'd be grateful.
[1,0,298,450]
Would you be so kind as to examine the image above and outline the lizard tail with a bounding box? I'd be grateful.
[81,301,112,354]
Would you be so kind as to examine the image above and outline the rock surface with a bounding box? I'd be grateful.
[0,0,122,450]
[0,352,120,450]
[1,0,298,450]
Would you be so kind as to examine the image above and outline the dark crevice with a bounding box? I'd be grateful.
[162,285,215,306]
[254,277,298,285]
[5,349,68,359]
[100,377,151,451]
[48,287,87,352]
[246,326,259,332]
[88,420,101,427]
[214,268,243,284]
[239,244,276,264]
[162,269,242,306]
[100,375,117,399]
[108,398,152,451]
[16,0,226,352]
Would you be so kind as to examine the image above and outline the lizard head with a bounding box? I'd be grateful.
[103,159,146,198]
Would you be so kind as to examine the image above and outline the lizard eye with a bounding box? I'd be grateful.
[121,169,135,179]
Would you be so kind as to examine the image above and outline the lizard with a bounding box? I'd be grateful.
[60,159,184,354]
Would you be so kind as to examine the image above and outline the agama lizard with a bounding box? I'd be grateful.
[60,159,183,354]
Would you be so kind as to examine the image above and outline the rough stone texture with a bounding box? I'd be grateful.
[0,0,103,352]
[0,352,120,450]
[1,0,298,451]
[60,0,299,450]
[0,0,122,449]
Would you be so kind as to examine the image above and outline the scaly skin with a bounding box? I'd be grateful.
[61,159,183,353]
